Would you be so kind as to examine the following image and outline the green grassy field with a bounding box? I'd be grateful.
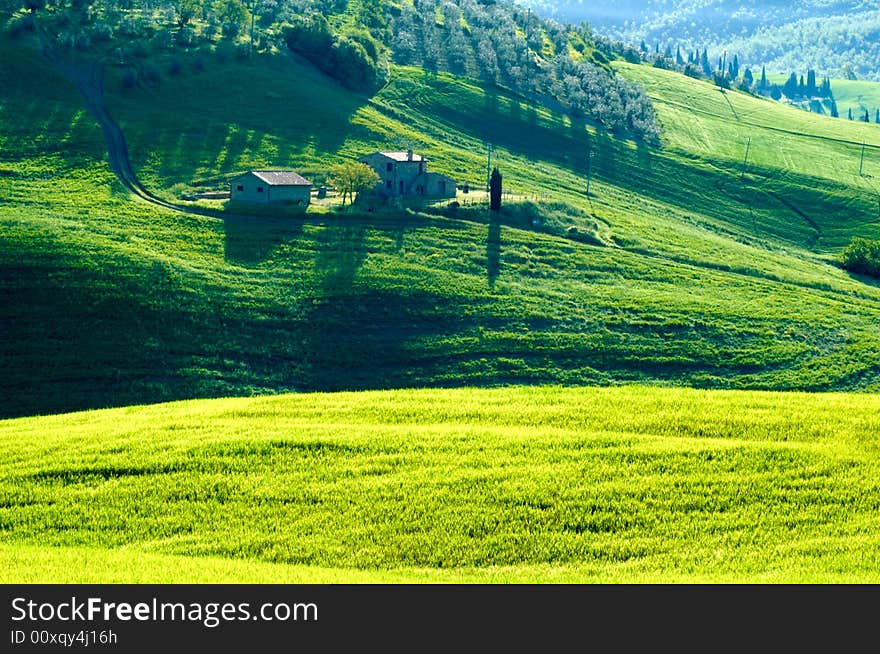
[830,78,880,121]
[4,25,880,584]
[3,35,880,421]
[2,387,879,583]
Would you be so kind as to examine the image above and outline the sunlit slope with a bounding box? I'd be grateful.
[3,40,880,419]
[108,51,880,257]
[616,62,880,248]
[827,78,880,122]
[2,387,880,583]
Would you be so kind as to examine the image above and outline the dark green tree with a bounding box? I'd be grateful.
[700,48,711,76]
[841,237,880,278]
[783,73,799,98]
[806,69,817,96]
[214,0,248,38]
[489,167,502,212]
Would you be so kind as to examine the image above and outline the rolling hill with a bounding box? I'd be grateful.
[2,32,880,421]
[3,386,880,583]
[2,10,880,582]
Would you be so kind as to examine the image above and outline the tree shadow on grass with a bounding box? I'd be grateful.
[223,215,304,266]
[486,219,501,289]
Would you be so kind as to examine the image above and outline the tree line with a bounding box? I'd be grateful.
[0,0,661,143]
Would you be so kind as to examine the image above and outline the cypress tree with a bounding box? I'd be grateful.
[798,74,806,96]
[676,46,684,66]
[701,49,711,76]
[875,108,879,123]
[830,99,839,118]
[848,107,853,120]
[759,65,767,90]
[783,73,799,98]
[731,54,739,79]
[489,167,502,212]
[806,69,817,96]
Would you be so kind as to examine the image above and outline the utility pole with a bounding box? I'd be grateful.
[859,141,865,176]
[740,136,751,180]
[586,149,594,196]
[486,142,493,193]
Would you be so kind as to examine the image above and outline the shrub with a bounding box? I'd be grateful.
[841,237,880,278]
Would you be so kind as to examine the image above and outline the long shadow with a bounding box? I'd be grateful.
[486,219,501,288]
[104,48,368,191]
[313,222,368,292]
[223,215,304,266]
[395,77,878,249]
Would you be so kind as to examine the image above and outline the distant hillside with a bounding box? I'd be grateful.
[527,0,880,81]
[767,74,880,122]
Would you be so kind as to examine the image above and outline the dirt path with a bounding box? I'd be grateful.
[49,55,213,215]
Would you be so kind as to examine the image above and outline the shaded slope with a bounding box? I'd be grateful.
[2,42,880,418]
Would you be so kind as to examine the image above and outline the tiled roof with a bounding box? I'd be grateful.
[246,170,311,186]
[378,151,428,162]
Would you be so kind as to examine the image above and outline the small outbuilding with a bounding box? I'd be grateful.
[230,170,312,207]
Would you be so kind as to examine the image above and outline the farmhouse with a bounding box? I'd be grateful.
[230,170,312,207]
[359,150,456,200]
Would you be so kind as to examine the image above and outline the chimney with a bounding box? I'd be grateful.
[407,149,413,161]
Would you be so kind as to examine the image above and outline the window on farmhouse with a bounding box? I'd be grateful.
[386,162,393,171]
[257,186,263,193]
[236,185,244,191]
